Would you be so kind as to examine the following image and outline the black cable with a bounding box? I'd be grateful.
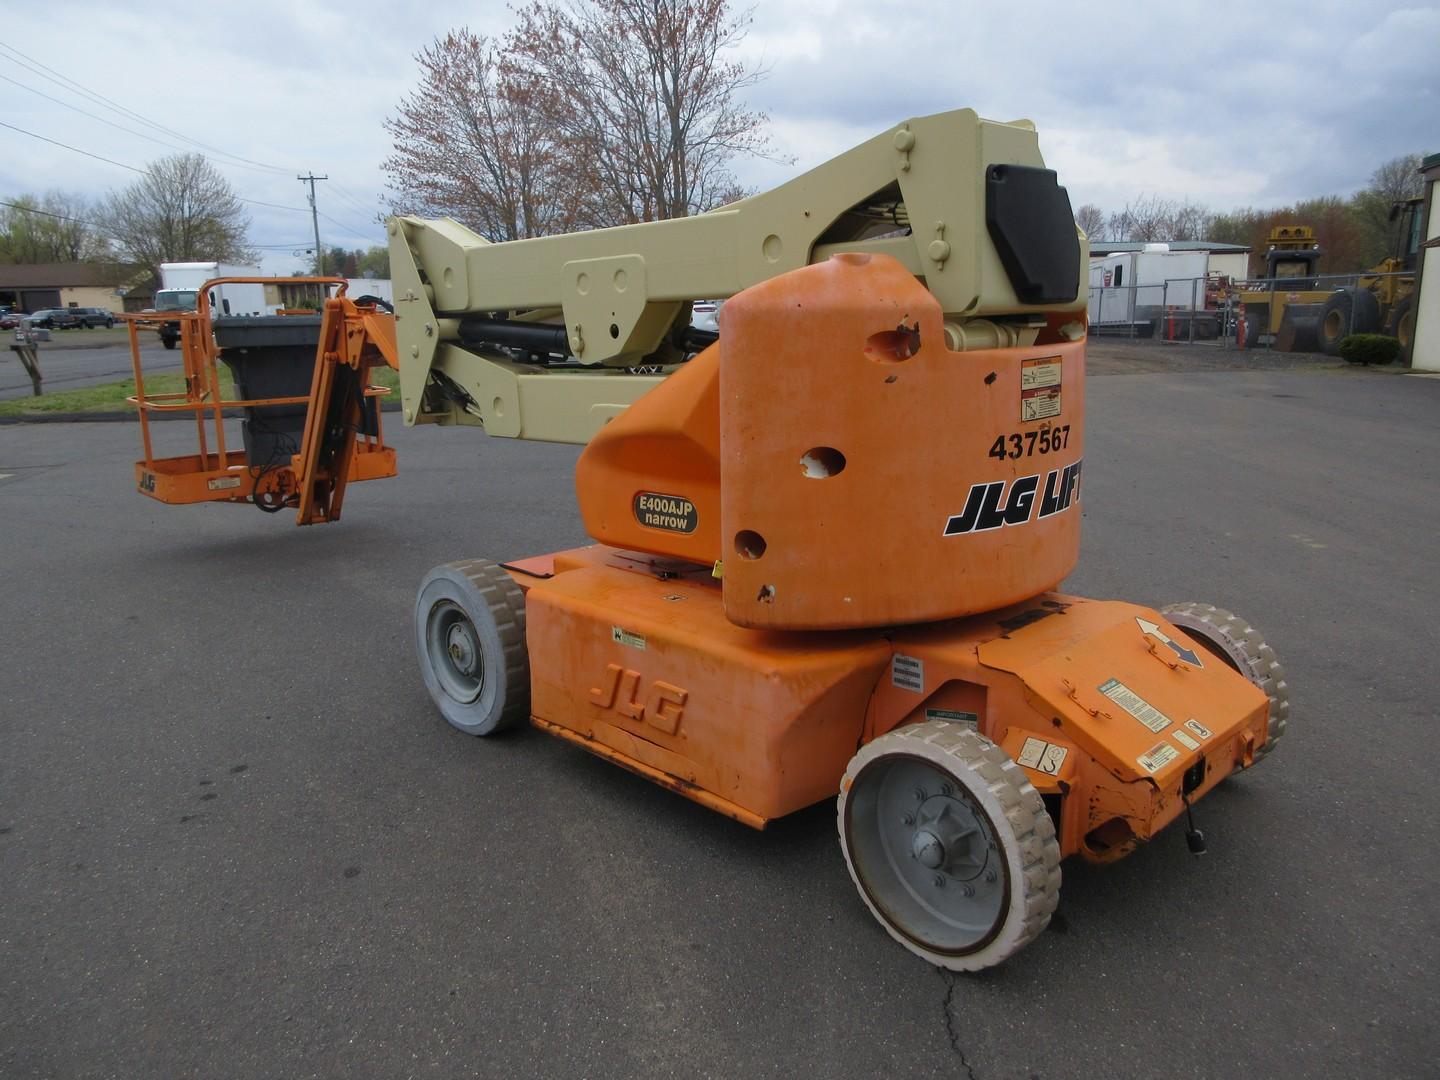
[243,410,300,514]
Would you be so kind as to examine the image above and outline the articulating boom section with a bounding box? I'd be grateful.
[387,108,1087,442]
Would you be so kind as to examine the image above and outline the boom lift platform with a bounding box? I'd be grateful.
[121,277,397,524]
[124,109,1290,970]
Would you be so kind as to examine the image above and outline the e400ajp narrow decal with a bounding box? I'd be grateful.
[943,460,1082,536]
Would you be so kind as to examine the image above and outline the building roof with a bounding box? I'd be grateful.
[1087,240,1252,256]
[0,262,145,288]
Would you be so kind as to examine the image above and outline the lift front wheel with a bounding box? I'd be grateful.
[414,559,530,736]
[838,721,1060,971]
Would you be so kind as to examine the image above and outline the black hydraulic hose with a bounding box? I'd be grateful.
[457,316,570,354]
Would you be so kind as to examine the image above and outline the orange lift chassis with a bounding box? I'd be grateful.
[126,109,1290,971]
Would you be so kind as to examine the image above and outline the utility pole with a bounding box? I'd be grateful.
[297,173,328,273]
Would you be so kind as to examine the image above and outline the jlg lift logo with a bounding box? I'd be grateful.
[943,460,1082,536]
[590,664,689,735]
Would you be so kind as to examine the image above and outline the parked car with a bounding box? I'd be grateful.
[27,308,82,329]
[0,306,18,330]
[69,306,116,329]
[691,300,724,334]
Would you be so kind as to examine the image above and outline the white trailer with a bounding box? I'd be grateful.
[1087,247,1211,331]
[152,262,279,348]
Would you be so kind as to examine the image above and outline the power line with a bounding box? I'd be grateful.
[0,72,275,171]
[0,201,337,256]
[0,120,315,214]
[0,198,106,228]
[0,120,145,174]
[316,208,383,243]
[328,179,385,221]
[0,42,292,176]
[2,48,386,246]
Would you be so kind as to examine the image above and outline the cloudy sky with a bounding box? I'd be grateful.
[2,1,1435,271]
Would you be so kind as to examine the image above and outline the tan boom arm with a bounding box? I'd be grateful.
[388,107,1087,442]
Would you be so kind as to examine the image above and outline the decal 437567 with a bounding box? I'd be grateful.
[944,460,1082,536]
[988,425,1071,461]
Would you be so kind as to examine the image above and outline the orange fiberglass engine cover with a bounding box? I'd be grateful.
[575,252,1085,631]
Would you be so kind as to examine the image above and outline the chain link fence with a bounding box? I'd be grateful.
[1087,270,1412,351]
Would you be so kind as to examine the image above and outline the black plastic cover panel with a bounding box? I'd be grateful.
[984,164,1080,305]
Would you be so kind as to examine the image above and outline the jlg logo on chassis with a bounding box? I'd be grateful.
[590,665,689,735]
[943,460,1082,536]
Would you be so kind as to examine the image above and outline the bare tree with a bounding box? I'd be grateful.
[0,191,105,264]
[1169,200,1212,241]
[1106,195,1214,243]
[1368,154,1424,203]
[1073,203,1104,240]
[101,153,255,276]
[1107,195,1166,242]
[383,31,573,241]
[1352,153,1424,265]
[507,0,778,227]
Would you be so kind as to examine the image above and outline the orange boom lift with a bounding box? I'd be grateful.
[124,109,1288,970]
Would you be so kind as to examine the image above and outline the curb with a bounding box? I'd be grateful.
[27,336,142,352]
[0,400,403,425]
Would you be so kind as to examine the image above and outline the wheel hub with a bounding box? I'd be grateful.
[913,794,988,881]
[446,622,478,675]
[911,829,945,868]
[425,599,485,705]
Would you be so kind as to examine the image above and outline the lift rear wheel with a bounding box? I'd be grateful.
[838,720,1060,971]
[414,559,529,736]
[1162,603,1289,766]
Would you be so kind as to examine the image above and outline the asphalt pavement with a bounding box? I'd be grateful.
[1,333,178,400]
[1,362,1437,1078]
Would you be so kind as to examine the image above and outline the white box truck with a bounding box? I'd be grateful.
[152,262,280,349]
[1087,246,1210,334]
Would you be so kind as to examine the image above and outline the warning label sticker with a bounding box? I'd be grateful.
[925,708,978,729]
[611,626,646,650]
[207,476,242,491]
[1021,386,1062,421]
[1021,357,1063,389]
[1017,737,1068,776]
[1099,678,1173,733]
[1185,718,1213,740]
[892,654,924,693]
[1138,742,1180,774]
[1173,728,1201,751]
[1021,357,1063,421]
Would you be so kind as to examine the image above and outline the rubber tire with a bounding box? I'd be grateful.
[1243,305,1267,348]
[161,336,177,350]
[1318,289,1381,356]
[1161,603,1289,766]
[414,559,529,736]
[838,720,1061,971]
[1388,295,1415,363]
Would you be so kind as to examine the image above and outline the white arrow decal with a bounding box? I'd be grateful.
[1136,618,1203,667]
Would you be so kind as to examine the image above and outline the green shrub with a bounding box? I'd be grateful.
[1337,334,1400,365]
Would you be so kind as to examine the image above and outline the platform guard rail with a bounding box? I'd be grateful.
[120,277,397,523]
